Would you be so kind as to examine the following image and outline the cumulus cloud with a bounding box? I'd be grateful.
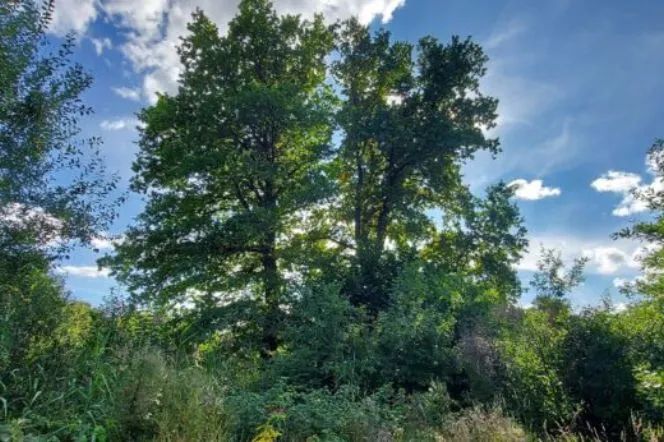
[45,0,406,102]
[98,0,406,103]
[509,179,561,200]
[49,0,98,36]
[517,233,644,276]
[112,86,142,101]
[100,118,139,131]
[90,37,112,55]
[582,247,637,275]
[591,169,663,217]
[591,170,642,193]
[56,266,110,279]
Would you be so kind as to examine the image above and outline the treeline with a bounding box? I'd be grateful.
[1,1,663,441]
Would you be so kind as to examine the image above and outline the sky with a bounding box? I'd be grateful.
[44,0,664,309]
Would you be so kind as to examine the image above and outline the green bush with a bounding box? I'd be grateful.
[561,308,639,437]
[498,308,577,432]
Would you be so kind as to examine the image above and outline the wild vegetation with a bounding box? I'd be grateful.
[1,1,663,441]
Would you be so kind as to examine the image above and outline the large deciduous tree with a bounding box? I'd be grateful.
[331,20,506,311]
[106,0,336,356]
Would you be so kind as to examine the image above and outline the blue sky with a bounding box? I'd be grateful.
[46,0,664,308]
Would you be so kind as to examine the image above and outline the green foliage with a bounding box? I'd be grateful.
[530,248,588,319]
[530,248,588,300]
[618,300,664,422]
[105,0,337,358]
[274,283,354,388]
[561,308,638,437]
[615,139,664,302]
[332,19,503,312]
[498,308,577,432]
[373,263,459,391]
[0,0,117,255]
[4,2,664,441]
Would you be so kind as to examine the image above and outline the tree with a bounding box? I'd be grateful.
[105,0,336,357]
[331,20,501,312]
[0,0,117,257]
[613,139,664,424]
[616,139,664,303]
[1,0,116,387]
[529,247,587,317]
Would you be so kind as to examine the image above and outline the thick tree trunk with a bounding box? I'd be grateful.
[260,180,280,359]
[354,148,364,248]
[261,249,279,359]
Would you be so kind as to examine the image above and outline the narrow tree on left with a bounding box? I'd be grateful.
[1,0,117,255]
[1,0,117,379]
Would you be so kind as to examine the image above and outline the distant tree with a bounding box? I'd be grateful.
[105,0,336,357]
[529,247,587,315]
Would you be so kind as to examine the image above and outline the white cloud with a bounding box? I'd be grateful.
[582,247,636,275]
[517,233,643,276]
[100,118,139,131]
[591,170,641,193]
[613,277,631,289]
[99,0,406,103]
[485,18,528,49]
[91,235,125,251]
[481,63,563,131]
[112,86,142,101]
[0,203,63,245]
[509,179,561,200]
[591,168,664,217]
[386,93,404,106]
[613,302,629,312]
[90,37,112,55]
[49,0,98,36]
[56,266,110,279]
[613,274,646,290]
[46,0,406,102]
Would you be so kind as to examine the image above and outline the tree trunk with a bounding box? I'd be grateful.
[261,249,279,359]
[260,180,280,359]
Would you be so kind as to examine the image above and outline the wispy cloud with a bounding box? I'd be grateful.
[90,37,112,55]
[485,17,529,49]
[100,118,140,131]
[56,266,110,279]
[112,86,142,102]
[48,0,97,36]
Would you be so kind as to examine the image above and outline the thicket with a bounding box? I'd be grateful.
[1,1,663,441]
